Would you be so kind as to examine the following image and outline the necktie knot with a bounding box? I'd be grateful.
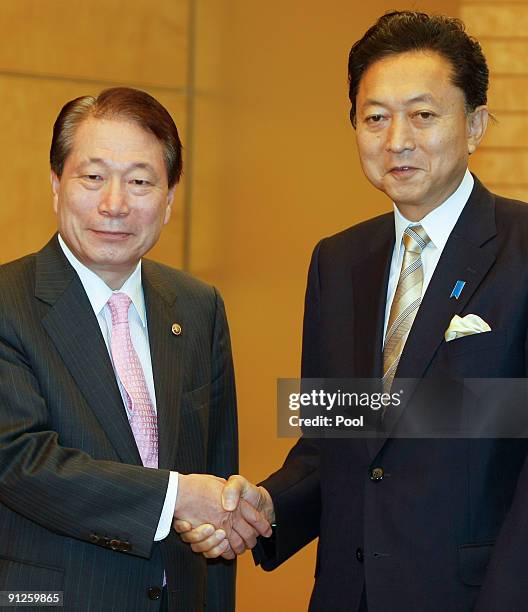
[403,224,430,255]
[107,292,132,325]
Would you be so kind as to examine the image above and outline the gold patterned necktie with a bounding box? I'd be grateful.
[382,224,431,392]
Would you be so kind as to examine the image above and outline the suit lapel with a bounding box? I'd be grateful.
[351,217,395,379]
[368,177,498,458]
[36,236,142,465]
[348,218,394,459]
[142,261,184,471]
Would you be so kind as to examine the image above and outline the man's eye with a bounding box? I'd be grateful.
[366,114,384,124]
[85,174,103,181]
[415,111,434,120]
[131,179,150,186]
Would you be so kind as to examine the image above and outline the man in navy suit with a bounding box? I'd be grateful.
[177,11,528,612]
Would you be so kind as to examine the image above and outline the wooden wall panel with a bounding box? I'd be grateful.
[481,115,528,147]
[489,75,528,111]
[470,149,528,180]
[465,1,528,200]
[461,4,528,35]
[481,40,528,74]
[0,0,189,89]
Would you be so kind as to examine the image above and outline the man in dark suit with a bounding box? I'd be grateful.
[0,87,270,611]
[178,11,528,612]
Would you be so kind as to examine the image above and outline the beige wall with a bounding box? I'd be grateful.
[4,1,519,611]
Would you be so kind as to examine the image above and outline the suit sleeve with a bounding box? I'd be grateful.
[0,303,170,560]
[253,241,323,570]
[204,288,237,612]
[473,333,528,610]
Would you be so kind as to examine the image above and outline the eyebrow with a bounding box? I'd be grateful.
[361,93,437,108]
[77,158,158,174]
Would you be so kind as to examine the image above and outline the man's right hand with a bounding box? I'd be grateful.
[174,474,275,559]
[173,473,273,559]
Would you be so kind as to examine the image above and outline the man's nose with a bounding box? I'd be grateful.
[98,179,129,216]
[385,117,415,154]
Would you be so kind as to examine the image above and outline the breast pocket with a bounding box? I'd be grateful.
[434,330,508,378]
[443,329,507,357]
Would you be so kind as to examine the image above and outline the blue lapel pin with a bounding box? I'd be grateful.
[450,280,466,300]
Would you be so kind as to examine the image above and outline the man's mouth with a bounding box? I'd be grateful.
[390,166,417,172]
[90,229,132,239]
[388,166,419,178]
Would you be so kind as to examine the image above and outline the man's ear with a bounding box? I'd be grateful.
[50,170,61,213]
[163,186,176,225]
[467,105,489,155]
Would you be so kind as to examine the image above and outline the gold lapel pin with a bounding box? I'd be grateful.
[171,323,182,336]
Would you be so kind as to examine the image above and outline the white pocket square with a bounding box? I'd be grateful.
[444,314,491,342]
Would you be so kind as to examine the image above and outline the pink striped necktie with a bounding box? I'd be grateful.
[107,292,158,468]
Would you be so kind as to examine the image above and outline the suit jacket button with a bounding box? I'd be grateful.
[147,587,162,600]
[89,534,100,544]
[356,547,364,563]
[109,539,120,551]
[120,541,131,552]
[370,467,384,481]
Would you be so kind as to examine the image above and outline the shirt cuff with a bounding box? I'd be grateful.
[154,471,179,541]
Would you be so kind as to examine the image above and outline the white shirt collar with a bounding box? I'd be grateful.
[393,168,474,251]
[57,234,147,327]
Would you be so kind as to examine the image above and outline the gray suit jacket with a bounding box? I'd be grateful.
[0,236,237,612]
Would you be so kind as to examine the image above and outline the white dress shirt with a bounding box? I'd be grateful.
[58,235,178,541]
[383,169,474,342]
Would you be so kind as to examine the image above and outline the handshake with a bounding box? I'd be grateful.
[173,474,275,559]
